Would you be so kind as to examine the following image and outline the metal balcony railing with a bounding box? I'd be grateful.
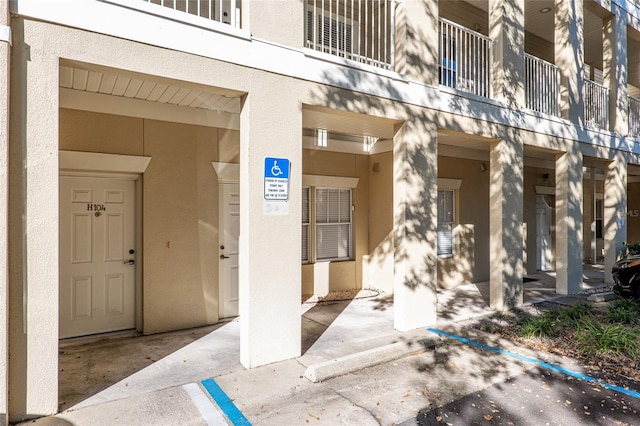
[439,18,493,98]
[304,0,395,70]
[143,0,240,27]
[629,96,640,138]
[525,53,560,116]
[584,79,609,130]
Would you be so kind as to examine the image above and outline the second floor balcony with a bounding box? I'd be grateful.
[304,0,395,70]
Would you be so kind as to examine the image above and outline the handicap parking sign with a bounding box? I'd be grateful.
[264,157,290,200]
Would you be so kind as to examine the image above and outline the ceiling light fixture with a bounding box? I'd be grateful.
[363,136,379,153]
[315,128,328,147]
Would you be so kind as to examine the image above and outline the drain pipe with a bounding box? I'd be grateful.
[0,1,10,424]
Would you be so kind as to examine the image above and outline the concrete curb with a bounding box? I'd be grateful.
[303,334,442,383]
[587,291,618,302]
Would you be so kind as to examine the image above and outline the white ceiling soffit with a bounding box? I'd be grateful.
[59,65,242,129]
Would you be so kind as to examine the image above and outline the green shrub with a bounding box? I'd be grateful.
[559,303,593,321]
[576,318,640,358]
[517,311,556,338]
[623,242,640,258]
[606,299,640,325]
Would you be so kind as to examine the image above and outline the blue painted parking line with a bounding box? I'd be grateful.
[201,378,252,426]
[427,327,640,400]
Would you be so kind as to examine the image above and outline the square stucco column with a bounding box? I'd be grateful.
[489,0,525,108]
[394,0,439,85]
[393,119,437,331]
[8,21,59,419]
[239,85,302,368]
[489,138,524,311]
[603,8,628,135]
[604,155,627,283]
[555,151,584,294]
[555,0,584,123]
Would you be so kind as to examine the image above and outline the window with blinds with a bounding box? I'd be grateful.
[315,188,352,261]
[437,189,455,257]
[306,9,354,56]
[302,187,310,262]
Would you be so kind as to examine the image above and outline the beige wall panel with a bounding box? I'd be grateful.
[303,150,359,176]
[301,264,314,298]
[353,155,369,291]
[328,261,357,292]
[525,32,554,64]
[217,128,240,163]
[302,149,368,292]
[628,182,640,242]
[142,120,219,334]
[59,109,143,155]
[439,1,488,36]
[367,151,393,293]
[437,156,489,286]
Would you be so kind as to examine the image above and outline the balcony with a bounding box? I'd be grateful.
[141,0,241,27]
[304,0,395,70]
[525,54,560,117]
[584,79,609,130]
[438,18,493,98]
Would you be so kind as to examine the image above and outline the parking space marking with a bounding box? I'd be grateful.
[201,378,252,426]
[183,383,228,426]
[428,327,640,400]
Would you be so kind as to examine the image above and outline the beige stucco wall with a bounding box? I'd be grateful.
[366,151,394,294]
[301,149,369,296]
[59,109,233,333]
[437,156,489,288]
[628,182,640,243]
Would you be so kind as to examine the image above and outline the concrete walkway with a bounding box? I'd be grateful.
[26,265,608,425]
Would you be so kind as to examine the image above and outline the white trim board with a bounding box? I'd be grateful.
[303,174,359,188]
[59,150,152,174]
[212,162,240,183]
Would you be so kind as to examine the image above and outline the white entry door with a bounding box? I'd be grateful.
[59,176,136,338]
[219,183,240,318]
[536,195,553,271]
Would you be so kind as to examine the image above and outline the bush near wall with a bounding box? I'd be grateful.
[623,242,640,258]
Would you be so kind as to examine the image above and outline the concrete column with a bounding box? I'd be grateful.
[603,8,628,135]
[393,118,437,331]
[555,0,584,123]
[0,1,9,424]
[8,20,59,420]
[239,81,302,368]
[394,0,439,85]
[489,0,525,108]
[489,136,524,311]
[604,155,627,283]
[555,151,583,294]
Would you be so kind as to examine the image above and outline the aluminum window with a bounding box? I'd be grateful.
[302,187,311,263]
[315,188,352,261]
[437,189,455,257]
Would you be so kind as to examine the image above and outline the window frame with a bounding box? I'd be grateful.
[314,187,353,262]
[302,186,311,263]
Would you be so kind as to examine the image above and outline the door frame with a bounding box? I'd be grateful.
[211,162,240,319]
[59,150,151,334]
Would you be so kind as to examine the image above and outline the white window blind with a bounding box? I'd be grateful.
[437,189,454,257]
[306,9,353,55]
[315,188,352,261]
[302,187,310,262]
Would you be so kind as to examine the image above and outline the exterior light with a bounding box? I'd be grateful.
[540,7,551,13]
[315,129,328,147]
[363,136,378,152]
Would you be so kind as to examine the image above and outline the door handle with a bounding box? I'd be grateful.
[220,255,230,259]
[124,259,135,265]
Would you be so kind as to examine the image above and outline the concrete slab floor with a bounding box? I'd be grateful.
[56,265,606,414]
[58,321,232,411]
